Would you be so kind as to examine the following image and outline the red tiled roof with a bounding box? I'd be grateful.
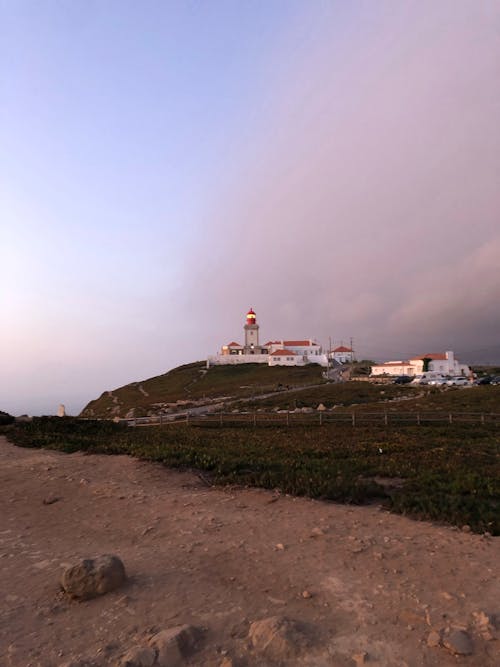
[264,341,280,346]
[227,341,242,347]
[270,349,297,356]
[333,346,352,352]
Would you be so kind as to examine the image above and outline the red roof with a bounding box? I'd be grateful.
[270,349,297,356]
[264,341,280,346]
[333,346,352,353]
[226,341,242,347]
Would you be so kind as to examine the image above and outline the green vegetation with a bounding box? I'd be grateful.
[81,363,326,418]
[6,413,499,535]
[0,410,14,426]
[233,381,420,411]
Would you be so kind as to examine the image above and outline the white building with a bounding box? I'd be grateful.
[371,351,470,377]
[208,309,328,368]
[330,345,353,363]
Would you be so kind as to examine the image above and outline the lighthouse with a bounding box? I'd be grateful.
[244,307,259,353]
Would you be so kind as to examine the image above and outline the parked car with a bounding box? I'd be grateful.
[393,375,413,384]
[490,376,500,385]
[428,377,449,386]
[474,376,492,385]
[446,377,470,386]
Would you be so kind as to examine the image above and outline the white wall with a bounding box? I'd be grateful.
[207,354,269,366]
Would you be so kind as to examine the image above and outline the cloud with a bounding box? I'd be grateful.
[180,0,500,360]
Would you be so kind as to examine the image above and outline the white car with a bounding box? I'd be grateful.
[428,377,448,386]
[446,377,470,386]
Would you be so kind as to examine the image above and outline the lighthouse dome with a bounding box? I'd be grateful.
[246,308,256,325]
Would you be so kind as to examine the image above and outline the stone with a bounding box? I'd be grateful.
[43,496,61,505]
[461,525,471,533]
[442,630,473,655]
[149,625,202,667]
[352,652,369,666]
[248,616,307,661]
[61,555,126,600]
[426,630,441,647]
[310,527,325,538]
[472,610,497,640]
[301,590,312,599]
[317,403,326,411]
[118,646,157,667]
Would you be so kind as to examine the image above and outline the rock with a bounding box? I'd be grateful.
[310,527,325,538]
[442,629,473,655]
[248,616,307,661]
[472,610,497,640]
[352,652,369,666]
[118,646,157,667]
[461,525,471,533]
[43,496,61,505]
[61,555,126,600]
[219,658,234,667]
[149,625,202,667]
[317,403,326,411]
[301,590,312,599]
[275,543,285,551]
[426,630,441,647]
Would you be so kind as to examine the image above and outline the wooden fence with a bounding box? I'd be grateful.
[126,411,500,428]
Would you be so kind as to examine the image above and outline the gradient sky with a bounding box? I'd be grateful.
[1,1,499,416]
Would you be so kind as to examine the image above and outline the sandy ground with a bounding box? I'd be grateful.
[0,435,498,667]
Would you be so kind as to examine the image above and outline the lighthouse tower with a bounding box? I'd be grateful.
[244,308,259,353]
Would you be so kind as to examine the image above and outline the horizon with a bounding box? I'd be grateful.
[2,1,499,416]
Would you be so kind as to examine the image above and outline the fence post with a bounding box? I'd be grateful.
[417,413,420,425]
[186,412,189,425]
[352,413,356,427]
[133,417,137,427]
[253,412,257,427]
[220,413,223,427]
[287,411,290,427]
[481,413,485,424]
[319,412,323,426]
[160,414,163,426]
[384,412,388,426]
[448,413,453,424]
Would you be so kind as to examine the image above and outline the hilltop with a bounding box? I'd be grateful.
[80,362,327,419]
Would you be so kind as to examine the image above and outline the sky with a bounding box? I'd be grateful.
[1,1,499,416]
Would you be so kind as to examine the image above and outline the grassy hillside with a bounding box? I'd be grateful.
[80,362,326,418]
[240,383,500,414]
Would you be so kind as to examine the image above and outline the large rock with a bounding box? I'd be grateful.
[248,616,307,662]
[61,555,126,600]
[118,646,157,667]
[149,625,202,667]
[442,630,473,655]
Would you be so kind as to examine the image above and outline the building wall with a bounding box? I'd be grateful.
[207,354,269,367]
[269,355,305,366]
[371,363,415,376]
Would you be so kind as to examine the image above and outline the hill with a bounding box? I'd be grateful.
[80,362,327,418]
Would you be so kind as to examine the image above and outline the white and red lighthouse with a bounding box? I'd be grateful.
[244,307,259,353]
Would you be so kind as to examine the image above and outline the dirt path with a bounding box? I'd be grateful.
[0,435,498,667]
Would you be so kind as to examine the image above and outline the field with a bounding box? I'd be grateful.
[5,389,500,535]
